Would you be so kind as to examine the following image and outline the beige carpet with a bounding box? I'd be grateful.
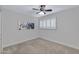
[3,38,79,54]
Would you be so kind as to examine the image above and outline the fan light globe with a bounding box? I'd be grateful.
[39,12,44,15]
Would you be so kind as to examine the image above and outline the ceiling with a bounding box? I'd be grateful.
[1,5,78,17]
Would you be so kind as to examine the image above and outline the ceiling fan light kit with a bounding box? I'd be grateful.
[38,11,44,15]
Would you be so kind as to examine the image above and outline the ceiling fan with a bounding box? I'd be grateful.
[32,5,52,14]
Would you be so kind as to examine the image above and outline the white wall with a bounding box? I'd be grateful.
[2,9,38,48]
[0,8,2,53]
[39,7,79,49]
[2,6,79,49]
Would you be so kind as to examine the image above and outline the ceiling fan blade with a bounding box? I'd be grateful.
[36,12,46,14]
[45,9,52,11]
[43,12,46,14]
[36,12,40,14]
[32,8,39,10]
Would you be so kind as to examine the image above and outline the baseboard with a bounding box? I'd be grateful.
[41,37,79,50]
[3,37,38,48]
[3,37,79,50]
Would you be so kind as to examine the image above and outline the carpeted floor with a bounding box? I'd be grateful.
[3,38,79,54]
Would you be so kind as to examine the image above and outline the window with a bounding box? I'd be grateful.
[39,18,56,29]
[46,20,51,28]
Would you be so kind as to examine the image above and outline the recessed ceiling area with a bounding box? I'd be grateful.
[1,5,78,17]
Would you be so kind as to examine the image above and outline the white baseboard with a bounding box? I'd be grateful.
[3,37,38,48]
[3,37,79,50]
[41,37,79,50]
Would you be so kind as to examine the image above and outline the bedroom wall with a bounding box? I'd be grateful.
[2,6,79,49]
[0,8,2,53]
[2,9,38,48]
[39,7,79,49]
